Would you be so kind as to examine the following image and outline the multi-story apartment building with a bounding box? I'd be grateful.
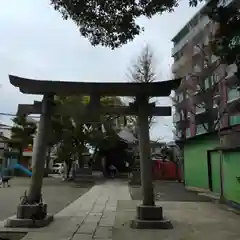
[172,0,240,141]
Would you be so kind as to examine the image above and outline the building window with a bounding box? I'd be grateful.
[195,103,205,114]
[185,128,191,138]
[226,64,237,79]
[193,64,201,73]
[196,124,208,135]
[211,73,219,85]
[204,78,209,89]
[178,93,183,102]
[210,54,218,63]
[173,112,180,122]
[227,88,240,102]
[229,115,240,126]
[174,95,179,102]
[203,35,209,46]
[181,110,185,120]
[203,58,209,68]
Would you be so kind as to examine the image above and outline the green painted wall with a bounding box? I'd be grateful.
[184,135,218,189]
[210,151,221,194]
[223,152,240,204]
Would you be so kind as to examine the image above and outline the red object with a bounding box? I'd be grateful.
[155,160,161,169]
[153,159,181,180]
[23,148,32,152]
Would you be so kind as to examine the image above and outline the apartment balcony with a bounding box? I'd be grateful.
[175,117,190,130]
[172,16,210,56]
[174,97,191,110]
[172,55,187,73]
[192,45,202,57]
[218,0,234,7]
[194,108,218,125]
[226,90,240,114]
[173,113,181,123]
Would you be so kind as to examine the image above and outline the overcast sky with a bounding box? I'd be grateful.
[0,0,204,141]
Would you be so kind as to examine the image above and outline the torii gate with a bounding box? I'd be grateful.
[5,75,180,229]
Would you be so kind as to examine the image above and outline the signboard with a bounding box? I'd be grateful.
[22,151,33,157]
[23,147,33,157]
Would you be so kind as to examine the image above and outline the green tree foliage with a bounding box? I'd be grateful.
[10,115,37,156]
[207,2,240,78]
[51,0,239,81]
[49,95,124,176]
[187,0,240,80]
[50,95,90,176]
[51,0,181,49]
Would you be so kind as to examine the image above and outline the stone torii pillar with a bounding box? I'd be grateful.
[27,94,54,203]
[131,95,172,229]
[137,95,154,205]
[5,94,54,228]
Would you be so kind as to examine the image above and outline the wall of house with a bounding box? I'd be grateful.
[184,134,218,189]
[0,125,11,139]
[223,152,240,205]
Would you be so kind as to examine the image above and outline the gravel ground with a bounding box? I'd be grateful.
[0,176,93,220]
[130,181,211,202]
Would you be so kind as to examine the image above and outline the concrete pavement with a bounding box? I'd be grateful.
[22,180,131,239]
[0,177,92,221]
[0,179,240,240]
[114,200,240,240]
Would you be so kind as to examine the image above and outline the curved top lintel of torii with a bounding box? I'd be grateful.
[9,75,181,97]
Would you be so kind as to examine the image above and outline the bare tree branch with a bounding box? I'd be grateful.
[126,45,160,135]
[174,41,229,136]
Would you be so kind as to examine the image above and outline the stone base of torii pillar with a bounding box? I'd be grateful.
[5,95,54,228]
[130,96,172,229]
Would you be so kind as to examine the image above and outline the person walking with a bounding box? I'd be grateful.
[60,163,66,180]
[0,168,11,187]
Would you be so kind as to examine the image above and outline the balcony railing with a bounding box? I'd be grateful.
[172,55,187,72]
[173,113,181,123]
[218,0,233,7]
[172,16,210,56]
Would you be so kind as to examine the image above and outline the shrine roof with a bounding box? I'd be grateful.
[9,75,181,97]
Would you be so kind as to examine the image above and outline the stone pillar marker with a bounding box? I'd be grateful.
[27,94,54,203]
[5,94,54,228]
[137,95,154,205]
[131,95,173,229]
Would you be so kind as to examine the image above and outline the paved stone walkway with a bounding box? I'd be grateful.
[23,180,131,240]
[1,180,239,240]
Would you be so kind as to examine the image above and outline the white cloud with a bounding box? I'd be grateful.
[0,0,204,140]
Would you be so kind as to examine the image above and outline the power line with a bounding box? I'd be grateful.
[0,112,16,117]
